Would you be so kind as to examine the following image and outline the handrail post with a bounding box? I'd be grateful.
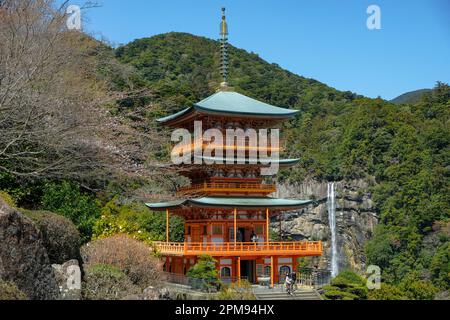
[233,208,237,247]
[237,256,241,287]
[270,256,274,288]
[166,209,169,243]
[265,208,269,246]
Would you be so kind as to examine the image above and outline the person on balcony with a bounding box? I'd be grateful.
[250,231,259,243]
[237,229,243,242]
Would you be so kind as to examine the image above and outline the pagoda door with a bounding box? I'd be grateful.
[191,226,201,242]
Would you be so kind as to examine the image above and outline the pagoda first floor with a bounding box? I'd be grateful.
[146,197,323,286]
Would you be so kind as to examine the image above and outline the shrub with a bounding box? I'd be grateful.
[322,270,368,300]
[214,280,256,300]
[41,181,101,243]
[368,283,406,300]
[187,254,218,280]
[322,287,359,300]
[82,264,141,300]
[187,255,220,291]
[81,235,162,288]
[0,279,28,300]
[399,274,438,300]
[21,209,81,264]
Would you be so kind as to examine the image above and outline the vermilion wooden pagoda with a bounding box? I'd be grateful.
[146,8,322,286]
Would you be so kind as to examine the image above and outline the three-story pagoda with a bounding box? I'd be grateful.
[146,8,322,286]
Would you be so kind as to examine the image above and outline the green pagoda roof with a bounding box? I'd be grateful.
[156,91,300,124]
[196,156,300,168]
[146,196,312,211]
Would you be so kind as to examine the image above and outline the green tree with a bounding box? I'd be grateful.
[187,254,219,290]
[187,254,218,280]
[41,181,101,243]
[430,243,450,289]
[322,270,368,300]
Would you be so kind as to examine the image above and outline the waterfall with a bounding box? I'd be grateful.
[327,182,338,278]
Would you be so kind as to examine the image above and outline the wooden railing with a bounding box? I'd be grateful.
[171,142,282,156]
[178,182,276,195]
[153,241,323,257]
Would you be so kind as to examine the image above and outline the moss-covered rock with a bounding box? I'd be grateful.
[0,198,59,300]
[0,279,28,300]
[21,210,81,264]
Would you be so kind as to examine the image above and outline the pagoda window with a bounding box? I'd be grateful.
[228,228,234,242]
[256,264,264,276]
[212,225,223,235]
[280,265,291,278]
[220,267,231,278]
[264,266,271,277]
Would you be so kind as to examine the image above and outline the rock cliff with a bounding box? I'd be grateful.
[273,179,378,273]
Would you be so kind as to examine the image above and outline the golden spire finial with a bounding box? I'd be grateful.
[220,7,228,37]
[218,7,231,91]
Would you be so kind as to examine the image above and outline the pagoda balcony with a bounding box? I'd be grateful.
[171,141,282,157]
[177,182,276,196]
[153,241,323,257]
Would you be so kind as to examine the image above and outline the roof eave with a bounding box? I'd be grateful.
[194,104,300,119]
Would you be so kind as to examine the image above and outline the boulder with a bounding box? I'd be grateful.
[0,198,59,300]
[52,259,82,300]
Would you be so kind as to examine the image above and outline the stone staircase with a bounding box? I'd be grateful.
[253,286,323,300]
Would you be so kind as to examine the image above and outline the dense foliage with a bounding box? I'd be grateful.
[41,181,101,244]
[93,198,184,242]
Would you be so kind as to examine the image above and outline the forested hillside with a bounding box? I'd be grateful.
[0,2,448,300]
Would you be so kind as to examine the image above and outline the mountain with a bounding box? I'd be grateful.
[390,89,432,104]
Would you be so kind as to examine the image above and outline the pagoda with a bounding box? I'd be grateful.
[146,8,322,286]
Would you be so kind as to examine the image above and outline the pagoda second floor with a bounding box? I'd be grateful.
[178,177,276,197]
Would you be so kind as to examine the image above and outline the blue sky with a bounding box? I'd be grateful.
[71,0,449,100]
